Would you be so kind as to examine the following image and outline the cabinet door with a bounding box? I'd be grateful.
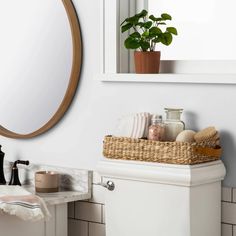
[0,203,68,236]
[0,214,45,236]
[45,204,68,236]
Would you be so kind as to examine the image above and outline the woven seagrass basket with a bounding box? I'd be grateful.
[103,135,222,165]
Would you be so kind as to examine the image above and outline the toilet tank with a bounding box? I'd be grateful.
[97,160,225,236]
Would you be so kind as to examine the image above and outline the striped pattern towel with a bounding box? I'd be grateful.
[0,186,50,221]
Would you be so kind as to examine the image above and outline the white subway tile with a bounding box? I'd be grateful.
[75,202,102,223]
[90,184,105,204]
[93,172,102,184]
[68,219,88,236]
[232,189,236,203]
[222,187,232,202]
[89,222,106,236]
[222,223,233,236]
[222,202,236,224]
[233,225,236,236]
[68,202,75,218]
[102,205,106,224]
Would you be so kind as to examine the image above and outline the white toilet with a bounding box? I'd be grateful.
[97,159,225,236]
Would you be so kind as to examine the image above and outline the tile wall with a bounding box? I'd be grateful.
[68,173,235,236]
[222,187,236,236]
[68,172,106,236]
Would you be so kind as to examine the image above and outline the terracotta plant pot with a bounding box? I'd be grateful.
[134,51,161,74]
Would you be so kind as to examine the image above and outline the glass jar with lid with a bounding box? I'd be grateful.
[148,115,165,141]
[164,108,185,141]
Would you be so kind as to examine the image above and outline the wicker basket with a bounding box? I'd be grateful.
[103,136,222,165]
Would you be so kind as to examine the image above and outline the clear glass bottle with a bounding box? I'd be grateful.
[148,115,165,141]
[164,108,185,141]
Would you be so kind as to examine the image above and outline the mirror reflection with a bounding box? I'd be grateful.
[0,0,81,137]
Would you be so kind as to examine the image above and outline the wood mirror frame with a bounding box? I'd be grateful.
[0,0,82,139]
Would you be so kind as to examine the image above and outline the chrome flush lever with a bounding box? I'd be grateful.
[99,180,115,191]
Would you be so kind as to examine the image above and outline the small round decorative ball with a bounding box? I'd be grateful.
[176,130,196,143]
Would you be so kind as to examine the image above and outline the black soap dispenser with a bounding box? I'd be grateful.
[0,145,6,185]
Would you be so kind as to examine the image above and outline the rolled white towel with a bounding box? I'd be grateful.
[114,113,151,139]
[114,115,134,138]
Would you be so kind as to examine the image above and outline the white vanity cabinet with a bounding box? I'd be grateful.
[0,188,91,236]
[1,163,92,236]
[0,203,67,236]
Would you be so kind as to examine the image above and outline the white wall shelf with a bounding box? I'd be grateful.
[96,73,236,85]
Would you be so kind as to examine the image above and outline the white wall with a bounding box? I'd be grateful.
[0,0,103,168]
[148,0,236,60]
[1,0,236,187]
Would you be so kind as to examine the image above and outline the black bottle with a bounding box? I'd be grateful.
[0,145,6,185]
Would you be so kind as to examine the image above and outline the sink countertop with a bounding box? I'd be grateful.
[23,185,91,205]
[4,161,92,205]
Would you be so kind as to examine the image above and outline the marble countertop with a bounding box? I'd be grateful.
[23,185,91,205]
[4,161,92,205]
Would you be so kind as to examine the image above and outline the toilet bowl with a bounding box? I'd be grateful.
[97,159,225,236]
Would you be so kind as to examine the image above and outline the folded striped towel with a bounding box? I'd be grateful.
[0,186,50,221]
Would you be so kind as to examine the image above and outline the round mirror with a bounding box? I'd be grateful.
[0,0,82,139]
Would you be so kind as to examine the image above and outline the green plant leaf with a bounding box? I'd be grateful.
[135,22,144,27]
[156,17,163,21]
[136,9,148,18]
[142,31,149,37]
[149,15,157,21]
[126,16,139,24]
[120,19,126,26]
[158,22,166,25]
[121,23,133,33]
[149,27,162,36]
[160,32,173,45]
[167,27,178,35]
[130,32,141,38]
[153,37,161,43]
[140,41,150,51]
[143,21,152,29]
[124,37,140,49]
[161,13,172,20]
[149,15,163,22]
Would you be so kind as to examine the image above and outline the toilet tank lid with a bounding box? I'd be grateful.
[97,159,225,187]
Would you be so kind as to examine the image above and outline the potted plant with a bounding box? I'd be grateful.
[121,9,178,74]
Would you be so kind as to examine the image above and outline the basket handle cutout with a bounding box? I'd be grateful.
[193,146,222,157]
